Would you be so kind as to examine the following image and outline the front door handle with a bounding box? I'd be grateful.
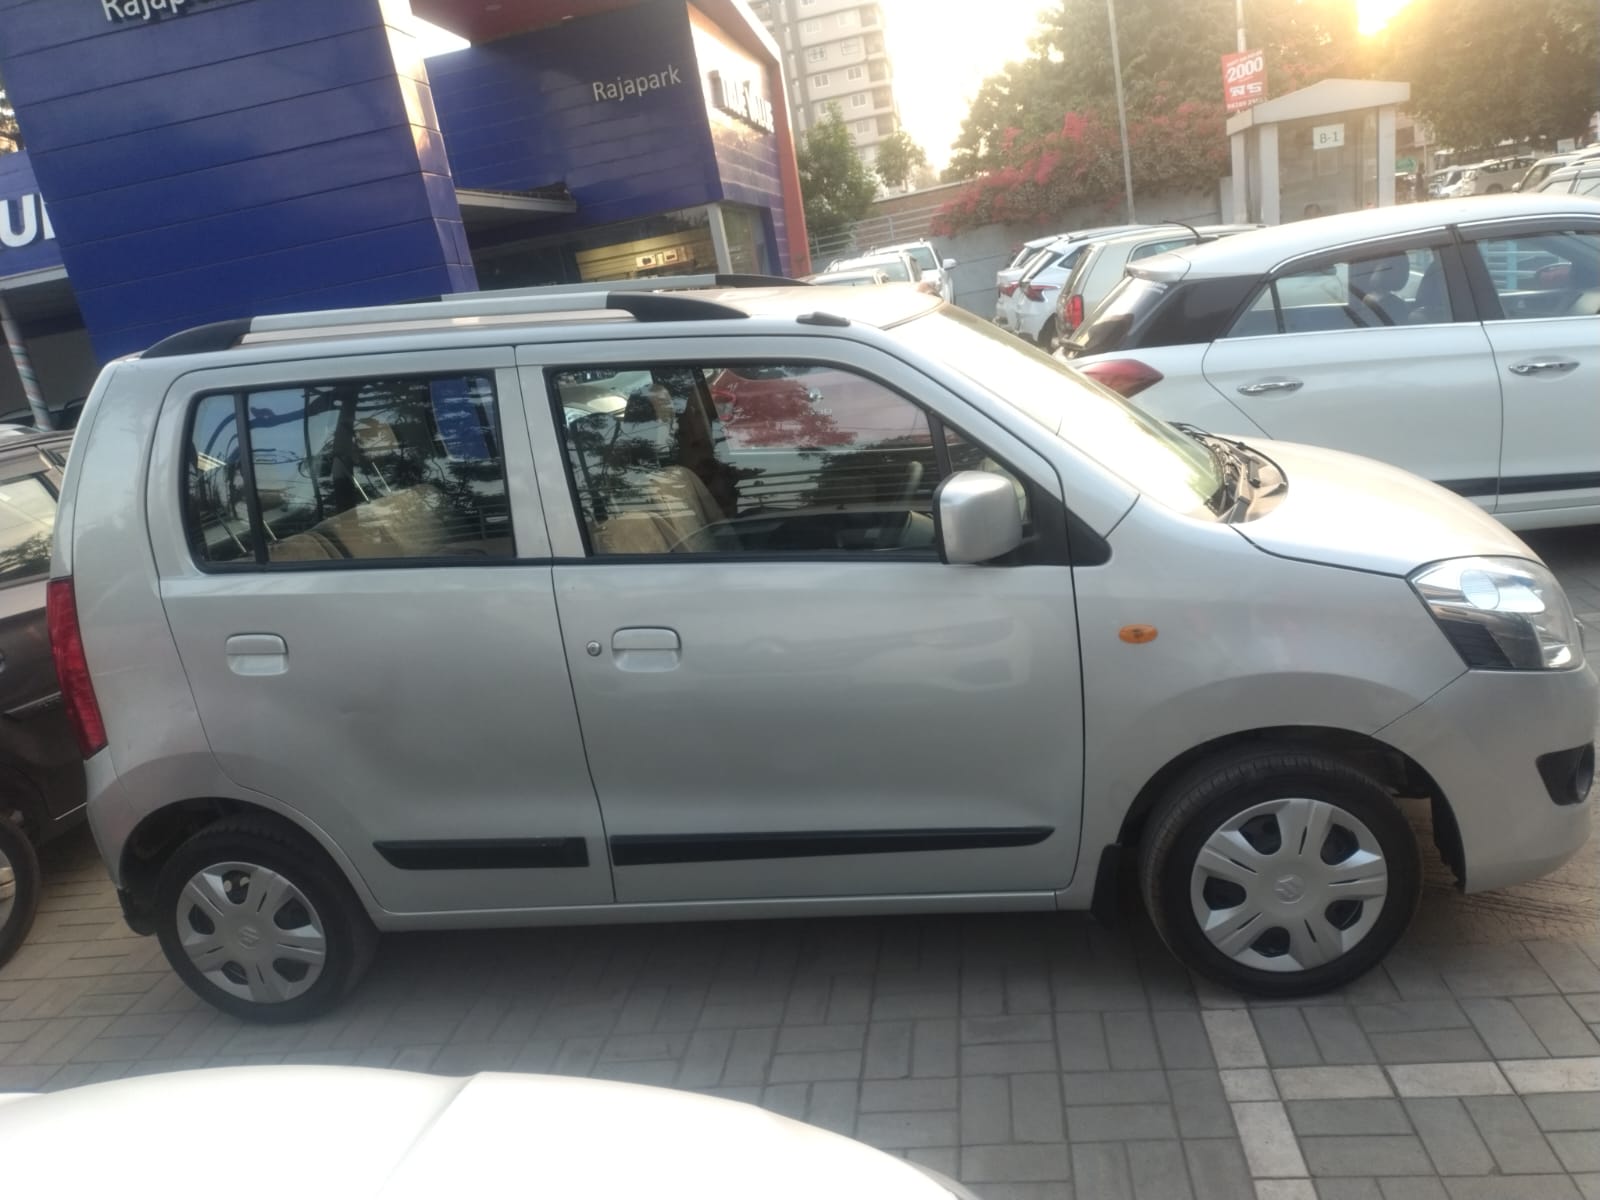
[1509,357,1579,376]
[225,634,287,677]
[611,627,681,672]
[1237,377,1303,396]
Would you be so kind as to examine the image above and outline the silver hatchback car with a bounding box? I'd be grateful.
[53,277,1595,1021]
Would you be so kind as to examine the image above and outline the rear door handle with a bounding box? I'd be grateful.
[1509,357,1579,376]
[225,634,287,677]
[1237,377,1303,396]
[611,627,681,672]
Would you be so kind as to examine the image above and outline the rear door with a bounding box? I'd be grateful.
[1458,218,1600,517]
[150,350,613,917]
[1200,234,1504,507]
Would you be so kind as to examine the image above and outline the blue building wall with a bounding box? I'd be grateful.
[427,0,722,239]
[0,151,64,280]
[0,0,475,360]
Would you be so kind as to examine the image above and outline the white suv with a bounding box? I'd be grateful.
[871,240,955,303]
[53,274,1594,1021]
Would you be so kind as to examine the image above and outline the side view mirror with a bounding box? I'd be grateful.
[936,471,1024,564]
[942,257,958,270]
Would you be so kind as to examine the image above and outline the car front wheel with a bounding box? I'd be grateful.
[1139,750,1421,997]
[0,815,41,967]
[153,817,377,1023]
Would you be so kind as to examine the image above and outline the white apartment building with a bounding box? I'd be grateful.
[747,0,900,169]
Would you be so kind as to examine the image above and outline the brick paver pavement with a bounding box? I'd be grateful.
[4,529,1599,1200]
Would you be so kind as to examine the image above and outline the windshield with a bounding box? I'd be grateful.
[896,305,1218,516]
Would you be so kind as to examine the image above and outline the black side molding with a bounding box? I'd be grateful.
[611,827,1053,867]
[142,318,254,358]
[375,838,589,871]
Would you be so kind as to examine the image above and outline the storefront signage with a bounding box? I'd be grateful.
[102,0,219,23]
[1313,123,1346,151]
[1221,49,1266,113]
[0,194,54,253]
[708,70,775,133]
[592,64,685,105]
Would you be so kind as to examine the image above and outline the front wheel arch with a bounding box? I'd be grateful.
[1111,726,1455,875]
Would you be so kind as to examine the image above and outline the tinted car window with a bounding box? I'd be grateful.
[1062,276,1171,357]
[0,475,56,586]
[1471,231,1600,319]
[554,363,946,557]
[186,375,512,567]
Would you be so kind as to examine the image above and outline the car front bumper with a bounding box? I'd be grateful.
[1379,663,1597,893]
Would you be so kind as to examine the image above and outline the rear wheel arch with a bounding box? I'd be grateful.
[118,798,370,931]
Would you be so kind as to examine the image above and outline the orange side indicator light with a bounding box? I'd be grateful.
[1119,624,1159,645]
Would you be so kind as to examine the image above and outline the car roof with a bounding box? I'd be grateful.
[136,279,945,362]
[1128,195,1600,281]
[832,251,909,268]
[871,240,934,251]
[1040,224,1145,249]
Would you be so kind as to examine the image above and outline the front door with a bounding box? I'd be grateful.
[1201,240,1504,509]
[1460,222,1600,517]
[522,340,1085,905]
[152,353,613,916]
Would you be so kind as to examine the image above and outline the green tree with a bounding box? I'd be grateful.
[796,105,879,244]
[874,129,928,190]
[945,0,1368,178]
[1374,0,1600,152]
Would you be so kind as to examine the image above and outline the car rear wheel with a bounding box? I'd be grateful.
[0,816,41,968]
[154,817,377,1023]
[1036,317,1058,349]
[1139,749,1420,997]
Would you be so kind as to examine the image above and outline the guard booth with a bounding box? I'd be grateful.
[1229,79,1411,225]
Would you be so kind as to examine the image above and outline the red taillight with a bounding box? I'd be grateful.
[46,578,107,757]
[1066,293,1085,330]
[999,282,1019,297]
[1021,283,1058,303]
[1078,358,1165,399]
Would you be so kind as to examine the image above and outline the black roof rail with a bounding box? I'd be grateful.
[607,293,750,322]
[141,318,254,358]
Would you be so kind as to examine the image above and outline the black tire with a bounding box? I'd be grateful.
[0,816,41,968]
[1037,316,1058,349]
[154,817,378,1023]
[1138,749,1420,998]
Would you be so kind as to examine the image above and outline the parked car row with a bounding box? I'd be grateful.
[811,240,956,303]
[994,223,1259,348]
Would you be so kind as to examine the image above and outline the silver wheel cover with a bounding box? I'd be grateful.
[1189,797,1389,974]
[175,861,327,1004]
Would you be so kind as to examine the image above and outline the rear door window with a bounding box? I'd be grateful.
[186,374,513,567]
[1468,230,1600,320]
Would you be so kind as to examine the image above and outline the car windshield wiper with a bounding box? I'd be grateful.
[1172,422,1237,512]
[1173,423,1262,492]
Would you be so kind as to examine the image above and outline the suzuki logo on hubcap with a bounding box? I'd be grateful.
[236,924,262,949]
[1273,875,1306,903]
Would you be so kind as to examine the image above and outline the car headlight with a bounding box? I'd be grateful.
[1410,557,1582,670]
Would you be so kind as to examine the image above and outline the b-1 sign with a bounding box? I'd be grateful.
[1313,123,1346,150]
[1221,49,1266,113]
